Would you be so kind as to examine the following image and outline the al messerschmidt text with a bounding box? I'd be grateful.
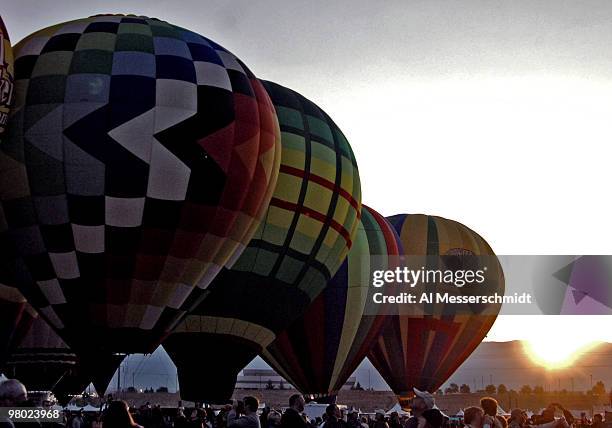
[373,292,532,304]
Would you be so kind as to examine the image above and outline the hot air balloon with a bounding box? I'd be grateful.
[5,315,78,391]
[53,371,90,407]
[4,308,123,395]
[0,15,280,358]
[0,13,28,370]
[261,205,400,401]
[368,214,504,409]
[0,285,36,367]
[52,351,123,404]
[164,80,362,403]
[0,14,14,142]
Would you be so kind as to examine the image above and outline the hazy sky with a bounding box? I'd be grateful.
[3,1,612,344]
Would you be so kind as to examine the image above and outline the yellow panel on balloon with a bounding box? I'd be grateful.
[303,181,333,217]
[272,174,302,205]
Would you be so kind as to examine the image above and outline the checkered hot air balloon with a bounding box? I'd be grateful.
[368,214,505,410]
[0,15,281,359]
[164,80,362,403]
[261,205,401,400]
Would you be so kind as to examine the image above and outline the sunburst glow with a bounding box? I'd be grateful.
[523,338,600,369]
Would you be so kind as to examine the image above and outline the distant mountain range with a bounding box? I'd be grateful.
[105,340,612,394]
[436,340,612,392]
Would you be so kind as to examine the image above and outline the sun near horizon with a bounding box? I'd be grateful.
[522,339,602,370]
[486,315,611,370]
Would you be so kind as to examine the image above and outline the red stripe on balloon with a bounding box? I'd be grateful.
[269,197,353,247]
[279,165,360,213]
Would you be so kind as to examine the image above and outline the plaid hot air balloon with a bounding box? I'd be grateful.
[164,80,362,403]
[261,205,401,399]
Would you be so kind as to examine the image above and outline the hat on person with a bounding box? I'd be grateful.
[413,388,435,410]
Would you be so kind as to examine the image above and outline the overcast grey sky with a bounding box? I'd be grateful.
[7,0,612,80]
[3,0,612,361]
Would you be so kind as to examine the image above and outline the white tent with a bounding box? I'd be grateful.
[387,403,410,416]
[82,404,100,412]
[0,374,8,383]
[456,409,465,417]
[303,403,347,420]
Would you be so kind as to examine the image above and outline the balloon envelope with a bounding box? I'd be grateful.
[261,205,400,397]
[368,214,504,408]
[164,80,362,403]
[4,307,123,395]
[5,314,77,391]
[53,372,89,407]
[52,351,123,401]
[0,14,27,369]
[0,15,280,356]
[0,14,14,142]
[0,285,36,367]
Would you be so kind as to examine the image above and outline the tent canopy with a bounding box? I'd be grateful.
[387,403,410,416]
[82,404,100,412]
